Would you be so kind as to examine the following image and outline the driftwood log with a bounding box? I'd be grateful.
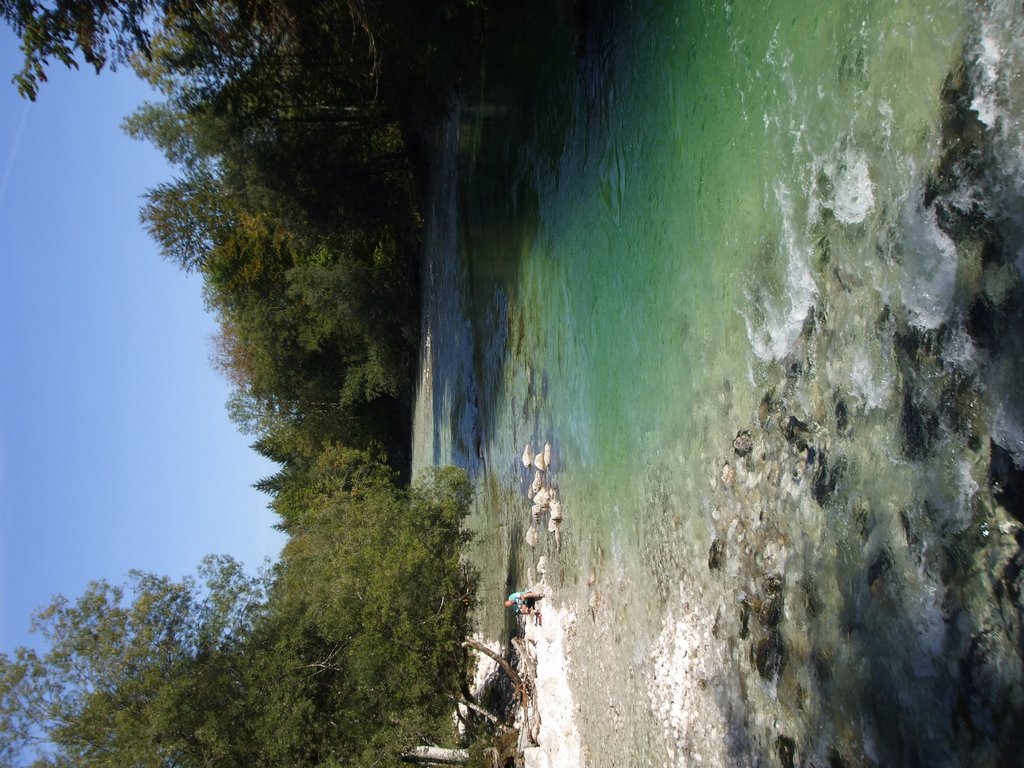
[399,745,469,764]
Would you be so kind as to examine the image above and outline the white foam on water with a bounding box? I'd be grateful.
[744,182,818,362]
[952,460,980,531]
[943,322,980,374]
[910,573,948,673]
[831,149,876,225]
[900,199,958,330]
[971,31,1002,129]
[848,344,894,412]
[970,0,1024,195]
[992,401,1024,467]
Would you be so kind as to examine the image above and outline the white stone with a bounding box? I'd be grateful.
[550,500,563,521]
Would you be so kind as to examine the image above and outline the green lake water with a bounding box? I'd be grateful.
[413,0,1024,764]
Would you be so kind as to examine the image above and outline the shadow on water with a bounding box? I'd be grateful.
[451,0,623,451]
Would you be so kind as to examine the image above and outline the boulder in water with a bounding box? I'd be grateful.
[522,444,534,467]
[990,440,1024,523]
[708,537,725,570]
[733,429,754,457]
[549,500,563,521]
[530,471,544,497]
[721,463,735,488]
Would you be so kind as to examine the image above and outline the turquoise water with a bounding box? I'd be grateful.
[413,0,1024,764]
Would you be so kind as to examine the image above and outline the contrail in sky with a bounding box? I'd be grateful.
[0,101,30,210]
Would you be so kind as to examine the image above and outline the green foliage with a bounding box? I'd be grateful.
[0,556,271,767]
[1,2,494,764]
[0,467,478,767]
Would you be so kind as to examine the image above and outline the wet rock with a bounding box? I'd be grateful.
[990,440,1024,523]
[954,632,1006,743]
[926,63,991,239]
[811,649,832,683]
[812,453,847,506]
[549,500,563,521]
[708,537,725,571]
[739,599,751,640]
[776,735,796,768]
[785,358,804,381]
[827,747,847,768]
[801,577,822,619]
[894,325,942,369]
[522,444,534,468]
[758,574,784,627]
[781,415,812,451]
[529,470,544,497]
[867,549,892,593]
[733,429,754,457]
[967,294,999,350]
[759,390,776,427]
[721,462,735,488]
[1001,531,1024,603]
[533,487,552,508]
[753,629,785,681]
[834,395,850,435]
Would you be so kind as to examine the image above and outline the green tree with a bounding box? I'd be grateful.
[0,556,269,767]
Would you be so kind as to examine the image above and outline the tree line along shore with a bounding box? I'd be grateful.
[0,1,550,765]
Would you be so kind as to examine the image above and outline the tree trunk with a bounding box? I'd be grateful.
[462,638,524,692]
[399,745,469,764]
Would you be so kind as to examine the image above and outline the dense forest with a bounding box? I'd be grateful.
[0,1,500,765]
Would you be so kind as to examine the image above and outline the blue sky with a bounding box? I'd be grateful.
[0,30,285,652]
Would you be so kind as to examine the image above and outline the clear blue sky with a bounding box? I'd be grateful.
[0,29,285,653]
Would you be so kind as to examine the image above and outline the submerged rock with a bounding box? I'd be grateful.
[758,574,785,627]
[759,390,777,426]
[781,415,812,450]
[753,629,786,681]
[812,453,847,506]
[733,429,754,457]
[708,537,725,571]
[721,463,735,488]
[990,440,1024,523]
[776,735,796,768]
[900,385,940,460]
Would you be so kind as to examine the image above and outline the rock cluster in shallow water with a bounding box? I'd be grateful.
[521,441,563,550]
